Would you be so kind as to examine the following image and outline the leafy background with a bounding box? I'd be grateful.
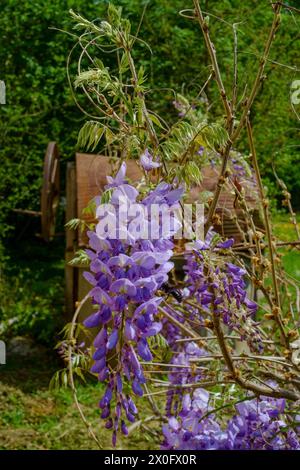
[0,0,299,341]
[0,0,299,450]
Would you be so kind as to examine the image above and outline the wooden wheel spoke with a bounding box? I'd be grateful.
[41,142,60,241]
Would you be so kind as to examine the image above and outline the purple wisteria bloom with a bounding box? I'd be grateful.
[106,161,127,188]
[140,148,161,171]
[197,145,204,156]
[82,162,184,446]
[162,391,300,450]
[183,233,263,352]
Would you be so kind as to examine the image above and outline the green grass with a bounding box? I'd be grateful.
[272,212,300,281]
[0,232,159,449]
[0,233,65,344]
[0,353,159,450]
[0,212,299,450]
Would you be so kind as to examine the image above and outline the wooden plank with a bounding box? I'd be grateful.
[66,155,264,336]
[73,154,263,246]
[74,265,95,346]
[65,162,77,251]
[75,154,142,246]
[65,162,77,320]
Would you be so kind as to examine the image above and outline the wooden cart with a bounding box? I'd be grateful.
[14,142,60,242]
[65,154,143,322]
[64,152,264,320]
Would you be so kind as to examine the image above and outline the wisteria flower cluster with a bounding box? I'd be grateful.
[162,389,300,450]
[165,341,207,418]
[83,162,183,445]
[68,3,300,451]
[184,235,263,353]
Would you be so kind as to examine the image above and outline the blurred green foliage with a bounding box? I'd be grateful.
[0,0,299,236]
[0,1,299,343]
[0,235,65,344]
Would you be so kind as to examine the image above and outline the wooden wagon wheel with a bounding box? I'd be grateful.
[41,142,60,241]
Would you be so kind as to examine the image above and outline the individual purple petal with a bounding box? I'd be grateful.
[132,378,144,397]
[116,403,122,420]
[156,258,174,273]
[87,231,111,252]
[116,373,123,393]
[101,305,112,324]
[136,315,147,331]
[243,298,257,312]
[89,286,112,305]
[93,327,107,348]
[121,420,129,436]
[83,311,101,328]
[93,345,106,360]
[108,254,131,267]
[131,251,156,269]
[105,418,113,429]
[101,407,110,419]
[134,277,157,292]
[98,367,109,381]
[90,357,106,373]
[90,258,112,276]
[134,297,162,317]
[137,338,153,361]
[140,149,161,171]
[85,249,97,261]
[97,273,110,290]
[106,161,127,188]
[165,187,184,205]
[129,346,142,374]
[110,184,139,205]
[110,278,137,296]
[169,417,180,431]
[217,238,234,249]
[181,393,192,417]
[107,329,119,350]
[115,295,127,312]
[143,321,162,337]
[125,320,136,341]
[112,431,117,447]
[126,411,135,423]
[83,271,97,286]
[128,397,138,415]
[99,386,113,409]
[226,263,246,276]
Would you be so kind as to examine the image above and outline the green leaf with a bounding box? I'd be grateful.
[107,4,122,26]
[185,161,202,185]
[149,113,164,129]
[65,218,82,230]
[77,121,104,151]
[69,249,90,266]
[120,52,129,74]
[101,188,112,204]
[74,367,86,382]
[82,198,96,217]
[199,122,228,151]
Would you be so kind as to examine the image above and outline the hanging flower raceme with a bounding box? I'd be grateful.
[82,162,183,445]
[162,389,300,450]
[160,300,208,418]
[165,341,207,418]
[140,148,161,171]
[183,233,263,353]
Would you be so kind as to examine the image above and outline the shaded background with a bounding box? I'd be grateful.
[0,0,299,449]
[0,0,299,240]
[0,0,299,343]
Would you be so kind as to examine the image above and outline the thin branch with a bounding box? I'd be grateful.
[246,118,289,348]
[67,294,102,449]
[208,271,298,401]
